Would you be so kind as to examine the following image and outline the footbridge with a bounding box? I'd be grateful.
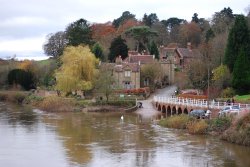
[153,96,250,118]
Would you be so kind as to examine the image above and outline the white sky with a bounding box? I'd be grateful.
[0,0,249,60]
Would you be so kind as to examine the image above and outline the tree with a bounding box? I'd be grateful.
[65,18,92,46]
[179,22,202,47]
[95,65,115,102]
[191,13,199,23]
[113,11,136,28]
[232,49,250,94]
[151,22,170,46]
[224,15,250,72]
[141,62,163,90]
[91,43,105,61]
[43,31,68,58]
[55,46,98,94]
[211,7,234,34]
[161,17,185,31]
[143,13,159,27]
[108,36,128,62]
[8,69,35,90]
[212,64,231,89]
[149,41,159,59]
[125,26,158,52]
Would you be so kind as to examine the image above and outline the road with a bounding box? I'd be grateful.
[135,85,177,120]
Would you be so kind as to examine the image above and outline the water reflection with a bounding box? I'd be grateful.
[1,102,250,167]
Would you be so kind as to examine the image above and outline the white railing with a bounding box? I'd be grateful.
[153,96,250,110]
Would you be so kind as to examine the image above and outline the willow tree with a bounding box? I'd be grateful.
[55,45,98,94]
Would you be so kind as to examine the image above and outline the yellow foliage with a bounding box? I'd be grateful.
[55,45,99,93]
[18,60,36,73]
[212,64,230,81]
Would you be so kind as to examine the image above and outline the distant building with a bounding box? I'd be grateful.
[160,42,200,70]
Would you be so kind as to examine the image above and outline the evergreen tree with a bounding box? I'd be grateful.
[224,15,249,72]
[149,41,159,60]
[232,49,250,94]
[108,36,128,62]
[92,43,104,61]
[65,18,92,46]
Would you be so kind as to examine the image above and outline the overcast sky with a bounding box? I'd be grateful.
[0,0,249,60]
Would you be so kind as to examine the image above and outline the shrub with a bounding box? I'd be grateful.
[38,96,74,112]
[220,87,235,98]
[0,92,8,101]
[186,120,208,134]
[221,112,250,146]
[208,116,232,133]
[159,114,191,129]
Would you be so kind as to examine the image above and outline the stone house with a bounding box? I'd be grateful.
[101,56,140,89]
[159,42,200,70]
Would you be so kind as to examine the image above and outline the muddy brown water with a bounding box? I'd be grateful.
[0,102,250,167]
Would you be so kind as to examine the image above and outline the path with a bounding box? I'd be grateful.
[135,85,177,120]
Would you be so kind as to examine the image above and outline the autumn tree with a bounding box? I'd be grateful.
[65,18,92,46]
[55,45,98,94]
[212,64,231,89]
[113,11,136,28]
[224,15,250,72]
[141,62,163,90]
[108,36,128,62]
[43,31,68,58]
[91,23,116,59]
[179,22,202,47]
[95,65,116,102]
[125,26,157,52]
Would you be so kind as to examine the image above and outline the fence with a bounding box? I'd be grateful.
[154,96,250,109]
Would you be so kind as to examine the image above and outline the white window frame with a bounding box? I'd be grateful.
[124,70,131,77]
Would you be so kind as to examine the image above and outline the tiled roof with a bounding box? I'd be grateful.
[177,48,201,58]
[114,63,140,72]
[101,62,139,72]
[124,55,154,64]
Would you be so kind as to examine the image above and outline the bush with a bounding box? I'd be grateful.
[221,112,250,146]
[0,91,27,104]
[186,120,208,134]
[159,114,191,129]
[0,92,8,101]
[221,87,235,98]
[38,96,74,112]
[207,116,232,133]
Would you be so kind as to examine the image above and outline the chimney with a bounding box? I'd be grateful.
[187,42,192,50]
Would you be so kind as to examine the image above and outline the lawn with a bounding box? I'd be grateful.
[235,94,250,103]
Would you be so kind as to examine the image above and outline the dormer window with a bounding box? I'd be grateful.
[125,70,131,77]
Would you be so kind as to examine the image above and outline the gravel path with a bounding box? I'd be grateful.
[135,85,177,120]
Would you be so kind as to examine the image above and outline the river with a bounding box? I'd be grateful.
[0,102,250,167]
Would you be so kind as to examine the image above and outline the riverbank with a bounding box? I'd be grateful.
[158,112,250,146]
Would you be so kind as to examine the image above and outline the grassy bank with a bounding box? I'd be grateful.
[159,113,250,146]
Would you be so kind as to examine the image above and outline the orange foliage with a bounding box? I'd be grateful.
[18,60,35,72]
[116,19,142,35]
[91,23,116,40]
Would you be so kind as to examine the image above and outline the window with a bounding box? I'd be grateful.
[124,81,131,89]
[125,70,131,77]
[144,78,149,86]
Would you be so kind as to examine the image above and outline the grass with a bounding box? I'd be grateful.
[37,96,75,112]
[235,95,250,103]
[159,114,192,129]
